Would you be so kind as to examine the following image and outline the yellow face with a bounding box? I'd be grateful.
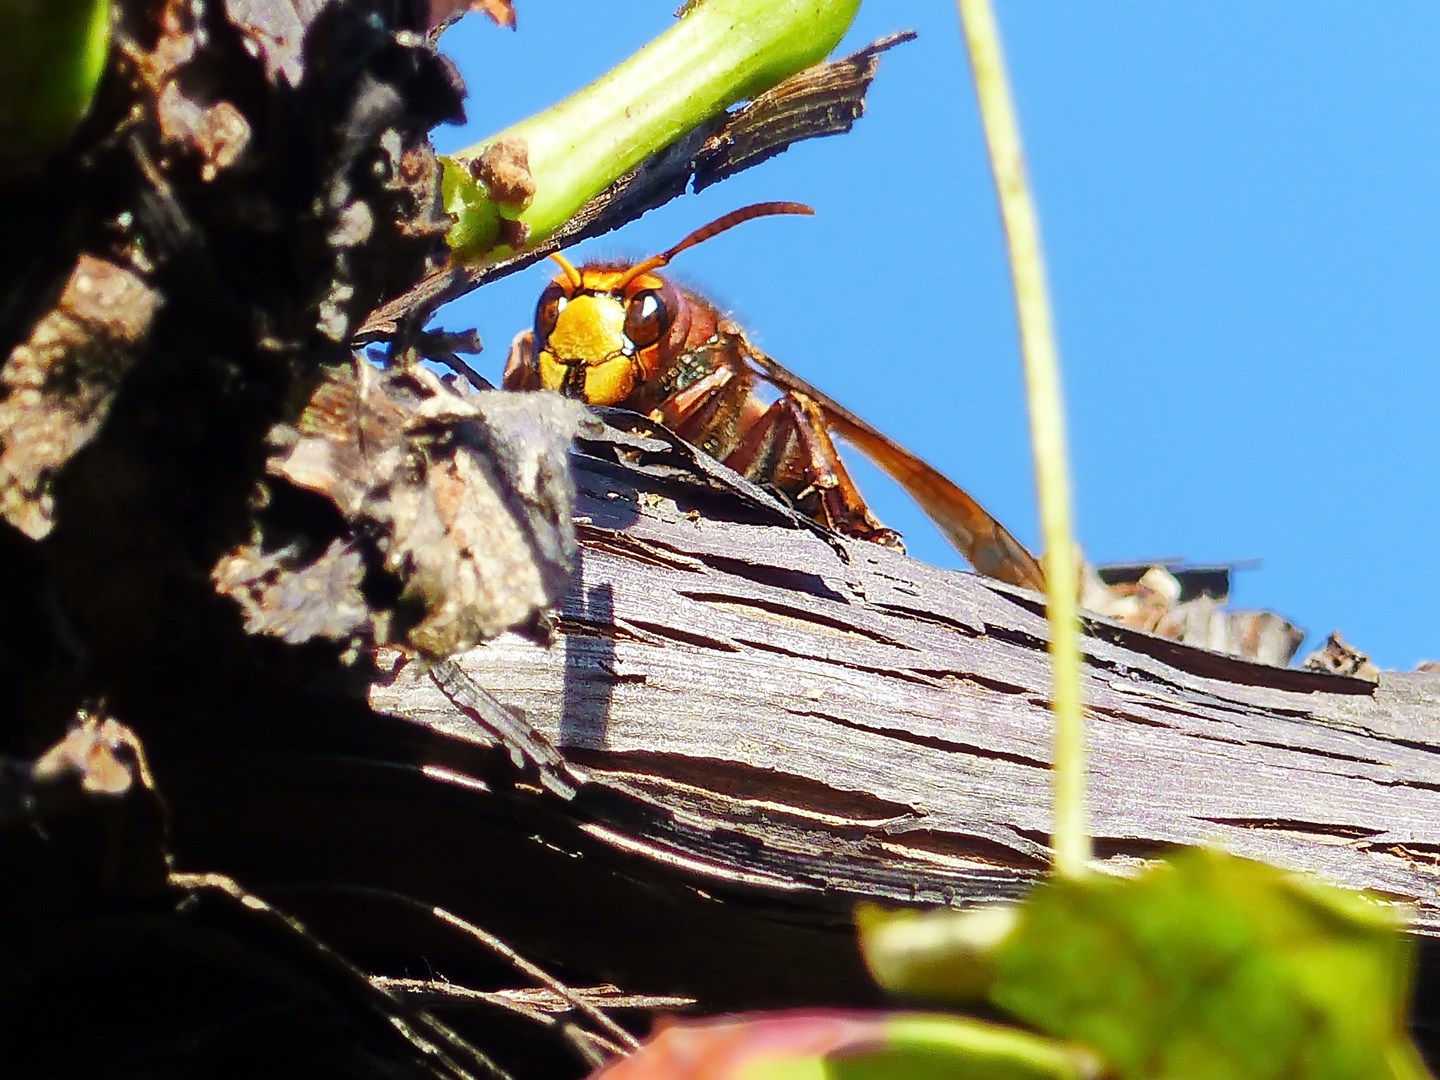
[527,204,808,405]
[531,267,674,406]
[536,293,639,405]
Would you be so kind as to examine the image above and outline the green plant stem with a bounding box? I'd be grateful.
[874,1015,1100,1080]
[956,0,1089,878]
[0,0,111,166]
[442,0,860,263]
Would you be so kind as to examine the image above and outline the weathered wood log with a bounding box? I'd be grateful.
[375,425,1440,933]
[114,417,1435,1072]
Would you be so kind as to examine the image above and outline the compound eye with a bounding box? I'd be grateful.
[624,289,672,349]
[535,283,566,343]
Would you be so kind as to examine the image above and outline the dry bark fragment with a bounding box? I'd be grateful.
[0,255,159,538]
[224,0,316,86]
[1304,630,1382,682]
[470,137,535,211]
[260,362,585,654]
[693,31,918,192]
[212,537,373,645]
[123,0,254,178]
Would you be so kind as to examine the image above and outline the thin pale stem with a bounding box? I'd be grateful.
[433,906,641,1051]
[956,0,1089,878]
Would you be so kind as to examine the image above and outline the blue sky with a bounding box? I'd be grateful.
[434,3,1439,670]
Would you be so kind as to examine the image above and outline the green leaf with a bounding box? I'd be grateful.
[989,848,1428,1080]
[441,0,861,263]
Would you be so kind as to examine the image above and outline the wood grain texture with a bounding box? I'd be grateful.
[372,431,1440,935]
